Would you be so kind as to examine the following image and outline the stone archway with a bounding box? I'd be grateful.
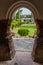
[0,0,43,63]
[6,1,39,20]
[5,0,43,63]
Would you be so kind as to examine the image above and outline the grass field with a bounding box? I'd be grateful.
[11,23,37,37]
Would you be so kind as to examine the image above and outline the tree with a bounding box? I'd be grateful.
[16,9,23,21]
[28,13,33,18]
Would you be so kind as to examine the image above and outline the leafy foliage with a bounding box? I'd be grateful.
[18,28,29,36]
[10,20,25,29]
[28,13,33,18]
[16,9,23,20]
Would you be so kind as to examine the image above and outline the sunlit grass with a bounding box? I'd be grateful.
[11,23,37,37]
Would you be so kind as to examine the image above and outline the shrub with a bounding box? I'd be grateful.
[18,28,29,36]
[10,20,25,29]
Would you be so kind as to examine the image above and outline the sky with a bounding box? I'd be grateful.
[20,7,31,15]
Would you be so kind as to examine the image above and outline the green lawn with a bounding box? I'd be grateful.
[20,24,37,37]
[11,23,37,37]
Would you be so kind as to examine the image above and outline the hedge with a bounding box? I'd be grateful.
[18,28,29,36]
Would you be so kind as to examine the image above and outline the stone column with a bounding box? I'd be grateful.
[0,19,15,61]
[32,19,43,63]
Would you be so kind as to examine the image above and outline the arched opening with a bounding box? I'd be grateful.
[11,7,37,37]
[5,1,42,64]
[6,1,39,19]
[10,7,37,52]
[6,0,39,51]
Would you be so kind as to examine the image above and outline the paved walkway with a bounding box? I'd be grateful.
[13,38,35,51]
[0,52,43,65]
[0,38,43,65]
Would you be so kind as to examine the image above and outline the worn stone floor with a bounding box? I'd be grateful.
[0,38,43,65]
[0,51,43,65]
[13,38,34,51]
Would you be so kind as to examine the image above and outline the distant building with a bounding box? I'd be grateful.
[20,14,34,23]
